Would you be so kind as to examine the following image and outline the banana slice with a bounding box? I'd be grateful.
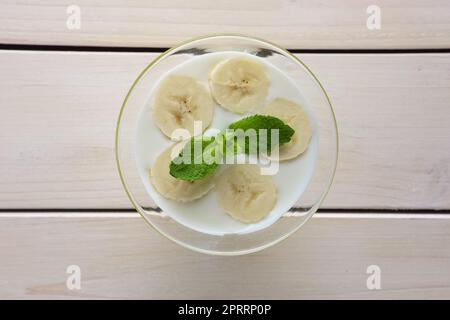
[150,144,215,202]
[216,164,276,223]
[260,98,312,161]
[153,75,214,138]
[209,58,269,114]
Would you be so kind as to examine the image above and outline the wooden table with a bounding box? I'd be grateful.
[1,1,450,299]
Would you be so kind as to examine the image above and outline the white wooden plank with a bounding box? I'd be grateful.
[1,1,450,49]
[0,51,449,209]
[2,50,450,209]
[0,213,449,299]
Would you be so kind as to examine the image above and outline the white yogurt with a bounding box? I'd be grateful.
[136,51,318,236]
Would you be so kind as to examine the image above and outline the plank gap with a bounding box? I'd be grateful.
[1,208,450,214]
[1,43,450,54]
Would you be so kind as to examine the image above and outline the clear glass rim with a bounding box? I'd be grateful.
[115,33,339,256]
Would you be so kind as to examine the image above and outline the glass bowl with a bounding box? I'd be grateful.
[115,34,338,255]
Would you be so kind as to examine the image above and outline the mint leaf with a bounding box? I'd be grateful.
[168,115,295,181]
[215,130,242,156]
[169,136,219,181]
[228,115,295,154]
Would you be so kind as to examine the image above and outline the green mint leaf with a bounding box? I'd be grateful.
[168,115,295,181]
[169,136,219,181]
[215,130,242,156]
[228,115,295,154]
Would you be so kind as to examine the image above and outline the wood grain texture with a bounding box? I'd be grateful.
[1,1,450,49]
[1,51,450,209]
[0,214,449,299]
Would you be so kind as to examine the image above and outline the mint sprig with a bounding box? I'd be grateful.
[169,136,219,181]
[169,115,295,181]
[228,115,294,154]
